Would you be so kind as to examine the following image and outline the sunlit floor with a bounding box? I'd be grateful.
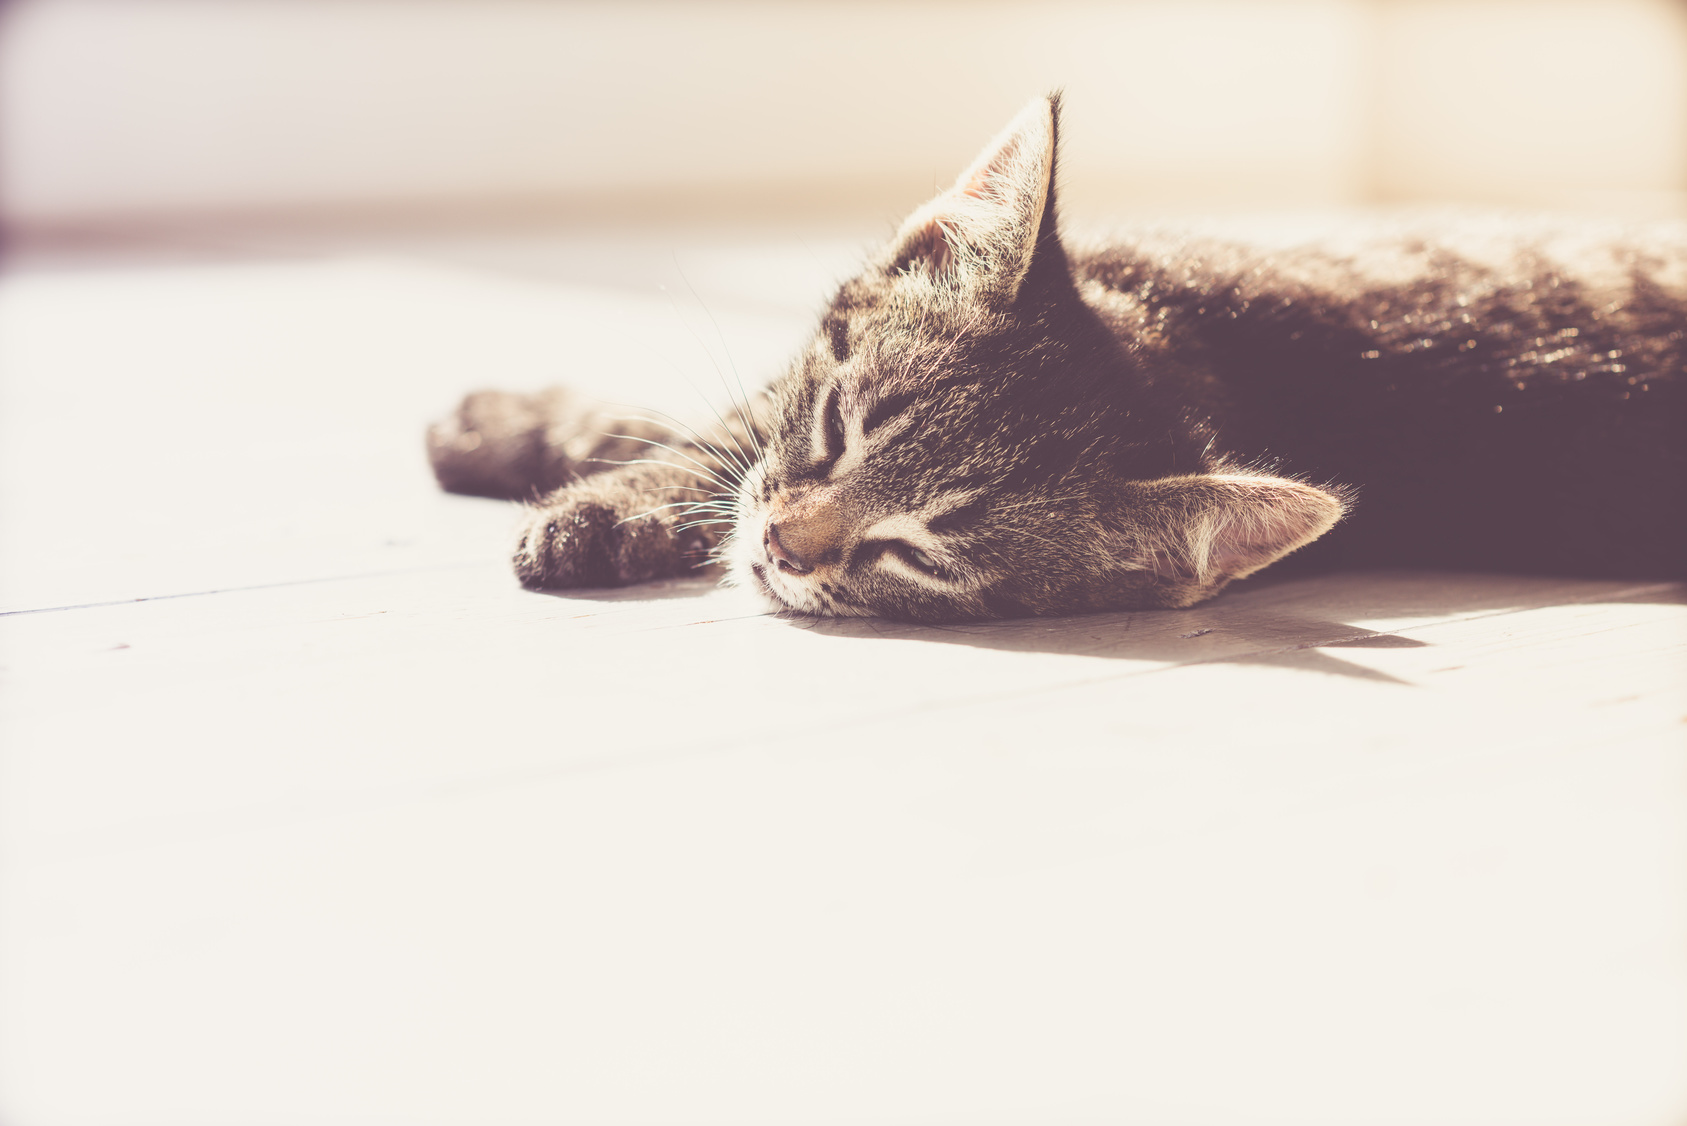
[1,226,1683,1126]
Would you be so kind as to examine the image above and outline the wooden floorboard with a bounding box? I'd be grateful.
[1,237,1682,1126]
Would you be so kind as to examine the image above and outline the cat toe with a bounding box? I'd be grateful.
[513,503,621,589]
[512,498,711,590]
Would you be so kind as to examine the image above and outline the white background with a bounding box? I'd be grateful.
[3,0,1685,230]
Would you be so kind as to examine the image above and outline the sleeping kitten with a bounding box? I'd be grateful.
[427,95,1685,623]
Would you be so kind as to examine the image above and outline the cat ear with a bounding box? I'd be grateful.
[1119,474,1348,590]
[883,95,1059,304]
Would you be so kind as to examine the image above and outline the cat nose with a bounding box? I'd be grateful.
[764,522,813,575]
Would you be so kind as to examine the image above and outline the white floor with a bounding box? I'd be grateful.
[1,227,1683,1126]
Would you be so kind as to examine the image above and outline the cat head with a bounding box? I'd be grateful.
[725,95,1345,622]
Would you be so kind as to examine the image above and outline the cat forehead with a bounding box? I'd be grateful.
[827,273,1007,335]
[813,314,1035,411]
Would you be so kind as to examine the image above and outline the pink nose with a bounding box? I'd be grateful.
[764,522,813,574]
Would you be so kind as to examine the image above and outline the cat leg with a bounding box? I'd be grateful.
[425,386,678,500]
[512,460,733,589]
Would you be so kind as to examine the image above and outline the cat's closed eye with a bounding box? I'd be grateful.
[899,543,943,575]
[811,383,847,469]
[859,538,946,579]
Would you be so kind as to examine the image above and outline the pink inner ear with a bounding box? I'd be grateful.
[1145,547,1189,582]
[1133,476,1347,586]
[1205,480,1346,578]
[1139,512,1273,583]
[881,96,1055,295]
[960,135,1022,202]
[1208,517,1289,575]
[901,220,957,278]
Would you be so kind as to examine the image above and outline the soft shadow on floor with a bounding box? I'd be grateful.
[531,575,725,604]
[786,571,1686,683]
[525,569,1684,683]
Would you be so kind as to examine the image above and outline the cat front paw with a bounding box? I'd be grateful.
[512,495,716,590]
[426,389,576,500]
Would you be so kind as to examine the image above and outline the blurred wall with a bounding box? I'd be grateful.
[2,0,1684,234]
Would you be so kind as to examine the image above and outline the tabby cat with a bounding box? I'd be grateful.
[428,96,1685,623]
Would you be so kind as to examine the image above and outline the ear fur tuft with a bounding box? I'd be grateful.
[1124,474,1349,588]
[884,96,1058,303]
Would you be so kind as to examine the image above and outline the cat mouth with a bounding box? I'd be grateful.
[748,562,793,609]
[750,560,833,617]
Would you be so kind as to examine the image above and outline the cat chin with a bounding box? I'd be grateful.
[724,554,800,614]
[721,522,789,608]
[723,552,877,619]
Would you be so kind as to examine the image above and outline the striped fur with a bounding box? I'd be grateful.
[428,96,1685,622]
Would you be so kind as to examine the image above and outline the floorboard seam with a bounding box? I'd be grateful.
[0,560,498,618]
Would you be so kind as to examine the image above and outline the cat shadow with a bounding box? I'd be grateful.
[530,575,721,604]
[787,570,1684,684]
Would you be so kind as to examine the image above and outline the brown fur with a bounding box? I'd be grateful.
[428,96,1684,622]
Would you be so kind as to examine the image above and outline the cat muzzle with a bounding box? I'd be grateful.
[764,522,815,575]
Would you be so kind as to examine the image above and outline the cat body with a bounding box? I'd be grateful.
[428,97,1685,622]
[1072,222,1686,580]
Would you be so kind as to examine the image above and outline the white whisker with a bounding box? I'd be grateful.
[590,441,739,492]
[599,408,755,480]
[668,260,767,463]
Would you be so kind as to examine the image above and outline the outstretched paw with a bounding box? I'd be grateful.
[426,389,577,500]
[512,493,717,590]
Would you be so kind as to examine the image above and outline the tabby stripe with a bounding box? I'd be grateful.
[862,392,918,436]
